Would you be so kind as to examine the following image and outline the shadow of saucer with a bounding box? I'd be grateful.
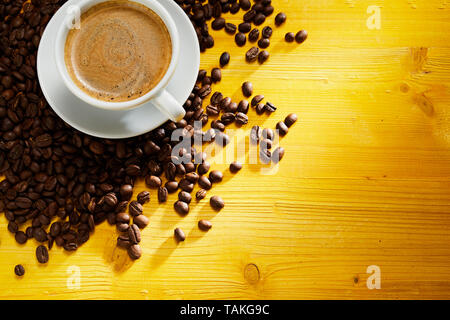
[149,236,178,269]
[102,231,134,273]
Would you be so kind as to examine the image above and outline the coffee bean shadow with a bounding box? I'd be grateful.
[270,39,300,54]
[102,230,134,273]
[148,236,178,270]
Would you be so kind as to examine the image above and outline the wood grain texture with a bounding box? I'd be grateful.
[1,0,450,299]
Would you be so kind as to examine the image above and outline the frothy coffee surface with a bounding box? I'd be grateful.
[65,1,172,102]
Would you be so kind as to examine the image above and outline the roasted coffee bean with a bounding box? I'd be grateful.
[198,220,212,231]
[209,170,224,183]
[64,242,78,252]
[262,26,273,38]
[276,121,289,136]
[178,191,192,204]
[210,196,225,211]
[260,148,272,164]
[117,235,132,248]
[185,172,200,184]
[262,128,275,140]
[104,192,118,207]
[242,81,253,97]
[145,176,162,189]
[174,201,189,215]
[158,187,168,203]
[210,91,223,106]
[137,191,150,204]
[165,181,179,193]
[251,95,264,107]
[238,100,250,114]
[255,103,266,115]
[211,17,225,30]
[272,147,285,164]
[284,113,298,127]
[220,52,230,67]
[198,84,212,98]
[257,38,270,49]
[196,189,207,201]
[206,104,220,116]
[225,23,237,34]
[260,138,273,150]
[246,47,260,62]
[14,264,25,277]
[216,132,230,147]
[235,112,249,126]
[134,214,149,229]
[33,227,47,243]
[15,231,27,244]
[117,223,130,233]
[275,12,287,26]
[128,244,142,260]
[240,0,252,11]
[296,30,308,44]
[211,68,222,83]
[264,5,274,16]
[128,224,141,244]
[129,201,143,216]
[238,22,251,33]
[221,112,235,125]
[120,184,133,201]
[197,69,207,82]
[254,13,266,25]
[248,28,260,42]
[198,176,212,190]
[219,96,232,110]
[8,221,18,233]
[250,125,261,144]
[244,9,257,22]
[258,50,270,64]
[116,212,130,224]
[174,228,186,242]
[235,32,246,46]
[36,245,49,264]
[285,32,295,42]
[230,161,243,173]
[211,120,225,132]
[230,2,240,14]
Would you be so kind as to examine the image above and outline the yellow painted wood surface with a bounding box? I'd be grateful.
[1,0,450,299]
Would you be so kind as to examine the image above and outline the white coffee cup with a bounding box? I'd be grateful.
[54,0,185,122]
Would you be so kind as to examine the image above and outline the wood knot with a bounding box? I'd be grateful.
[413,93,434,117]
[244,263,260,284]
[400,82,410,93]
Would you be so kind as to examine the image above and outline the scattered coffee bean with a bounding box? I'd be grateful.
[198,220,212,231]
[258,37,270,49]
[209,170,224,183]
[238,22,251,33]
[134,215,149,229]
[256,103,266,115]
[265,101,276,113]
[260,138,273,150]
[128,224,141,244]
[178,191,192,204]
[254,13,266,25]
[14,264,25,277]
[284,113,298,127]
[198,176,212,190]
[120,184,133,201]
[242,81,253,97]
[260,149,272,164]
[251,95,264,106]
[128,244,142,260]
[211,68,222,82]
[36,245,49,264]
[15,231,27,245]
[158,187,169,203]
[276,121,289,136]
[211,17,225,30]
[225,23,237,34]
[272,147,285,164]
[197,69,207,82]
[235,112,249,126]
[165,181,179,194]
[129,201,143,216]
[262,26,273,38]
[246,47,260,62]
[258,50,270,63]
[250,125,262,144]
[275,12,287,26]
[285,32,295,42]
[196,189,207,201]
[235,32,246,46]
[244,9,257,22]
[117,235,132,248]
[248,28,260,42]
[220,52,230,67]
[137,191,150,204]
[210,196,225,211]
[238,100,250,114]
[174,201,189,215]
[262,128,275,140]
[240,0,252,11]
[230,161,243,173]
[174,228,186,242]
[145,176,162,188]
[198,161,211,175]
[221,112,235,125]
[295,30,308,44]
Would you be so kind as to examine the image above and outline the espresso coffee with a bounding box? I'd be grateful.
[64,1,172,102]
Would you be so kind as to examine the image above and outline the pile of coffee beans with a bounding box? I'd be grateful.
[1,0,300,272]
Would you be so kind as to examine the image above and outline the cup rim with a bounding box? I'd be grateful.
[55,0,180,111]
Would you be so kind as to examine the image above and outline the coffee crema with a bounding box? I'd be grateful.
[64,1,172,102]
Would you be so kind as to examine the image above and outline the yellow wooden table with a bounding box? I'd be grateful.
[1,0,450,300]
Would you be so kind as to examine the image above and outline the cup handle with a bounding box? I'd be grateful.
[152,89,186,122]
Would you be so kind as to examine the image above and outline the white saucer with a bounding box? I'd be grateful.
[37,0,199,139]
